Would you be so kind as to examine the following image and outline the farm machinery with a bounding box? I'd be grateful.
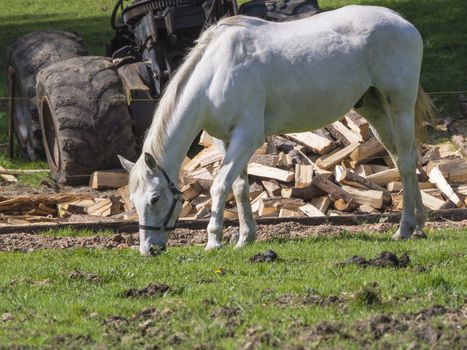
[6,0,320,185]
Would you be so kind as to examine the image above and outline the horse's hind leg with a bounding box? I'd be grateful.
[357,88,425,239]
[212,138,256,248]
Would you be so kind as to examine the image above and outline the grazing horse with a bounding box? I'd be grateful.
[119,5,436,255]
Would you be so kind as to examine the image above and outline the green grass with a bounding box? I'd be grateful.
[0,0,466,174]
[0,228,465,348]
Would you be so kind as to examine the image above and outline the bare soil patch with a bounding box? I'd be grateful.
[0,220,465,252]
[337,251,410,268]
[123,283,170,298]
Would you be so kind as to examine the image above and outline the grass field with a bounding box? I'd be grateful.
[0,227,466,348]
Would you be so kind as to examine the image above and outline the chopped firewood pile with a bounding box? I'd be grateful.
[1,111,466,226]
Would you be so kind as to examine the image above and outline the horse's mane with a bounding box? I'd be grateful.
[129,16,247,192]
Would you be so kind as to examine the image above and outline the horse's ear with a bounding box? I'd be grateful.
[118,155,135,173]
[144,152,158,173]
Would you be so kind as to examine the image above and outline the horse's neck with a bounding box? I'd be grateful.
[157,100,204,181]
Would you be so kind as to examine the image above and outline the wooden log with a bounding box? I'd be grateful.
[315,143,359,170]
[224,209,238,220]
[186,167,214,191]
[312,174,353,203]
[249,182,265,200]
[57,199,95,218]
[358,204,379,213]
[310,196,331,214]
[117,185,134,211]
[299,203,326,217]
[344,110,370,141]
[356,164,373,177]
[250,154,280,168]
[259,197,305,211]
[89,170,128,190]
[285,132,333,155]
[349,137,386,165]
[335,165,391,204]
[281,186,324,201]
[421,147,441,165]
[261,180,281,197]
[366,168,400,186]
[387,181,435,192]
[294,164,313,188]
[251,191,268,214]
[181,182,203,201]
[270,135,296,153]
[421,190,448,210]
[258,198,278,217]
[0,166,17,183]
[278,208,302,217]
[179,201,194,218]
[426,158,467,184]
[0,168,50,175]
[327,121,362,145]
[254,142,269,155]
[87,197,121,217]
[184,146,220,172]
[199,130,213,147]
[247,162,294,182]
[341,185,384,209]
[428,166,463,207]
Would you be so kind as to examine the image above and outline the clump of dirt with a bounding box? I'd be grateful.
[241,325,280,350]
[250,249,278,263]
[68,270,101,283]
[123,283,170,298]
[210,306,243,337]
[276,292,346,308]
[352,282,382,306]
[337,251,410,268]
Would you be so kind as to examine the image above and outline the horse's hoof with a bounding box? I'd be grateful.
[205,241,223,251]
[392,229,410,241]
[412,227,427,239]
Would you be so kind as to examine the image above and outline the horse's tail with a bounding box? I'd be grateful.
[415,86,437,141]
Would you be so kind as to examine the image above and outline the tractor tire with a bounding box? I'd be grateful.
[6,30,86,160]
[36,56,137,185]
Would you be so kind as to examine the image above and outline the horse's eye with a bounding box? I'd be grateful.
[150,195,160,205]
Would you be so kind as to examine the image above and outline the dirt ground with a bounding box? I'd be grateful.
[0,220,465,252]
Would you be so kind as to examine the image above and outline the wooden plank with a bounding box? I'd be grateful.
[247,162,294,182]
[428,166,463,207]
[89,170,128,190]
[315,143,359,170]
[294,164,313,188]
[285,132,333,155]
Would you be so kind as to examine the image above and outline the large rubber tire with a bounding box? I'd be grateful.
[6,30,86,160]
[36,56,137,185]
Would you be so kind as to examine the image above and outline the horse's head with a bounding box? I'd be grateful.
[119,153,183,256]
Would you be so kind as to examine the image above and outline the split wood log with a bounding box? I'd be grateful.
[286,149,302,166]
[356,164,373,177]
[421,147,441,165]
[310,196,331,214]
[311,174,356,211]
[315,143,359,170]
[358,204,379,213]
[199,130,213,147]
[344,110,371,140]
[259,197,305,212]
[251,191,268,214]
[341,185,384,209]
[426,158,467,184]
[371,164,391,173]
[349,137,386,165]
[249,182,265,200]
[428,166,463,207]
[254,143,269,155]
[179,201,194,218]
[366,168,400,186]
[278,208,302,217]
[90,170,128,190]
[87,197,121,217]
[181,182,203,202]
[335,165,391,204]
[299,203,326,217]
[184,146,221,172]
[294,164,313,188]
[386,181,435,192]
[270,135,296,153]
[250,154,280,168]
[327,121,362,145]
[247,162,294,182]
[261,180,281,197]
[285,132,333,155]
[117,185,134,211]
[281,186,324,201]
[421,190,448,210]
[185,167,214,191]
[57,199,96,218]
[224,209,239,220]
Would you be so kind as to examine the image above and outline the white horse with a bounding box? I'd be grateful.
[119,5,436,255]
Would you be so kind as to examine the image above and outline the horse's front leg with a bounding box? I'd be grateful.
[206,127,262,250]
